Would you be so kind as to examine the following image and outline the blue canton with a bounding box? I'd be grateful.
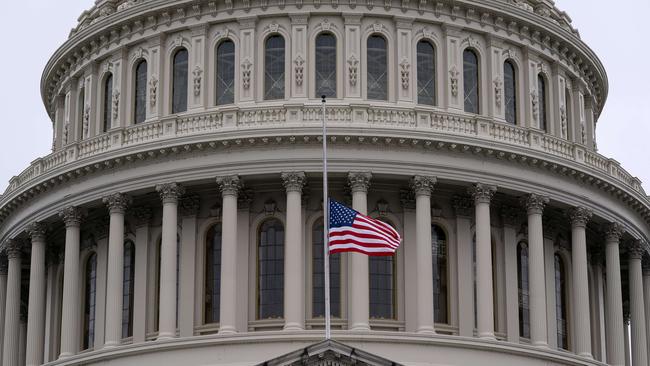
[329,200,357,229]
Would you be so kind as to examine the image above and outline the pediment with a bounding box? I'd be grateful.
[257,339,401,366]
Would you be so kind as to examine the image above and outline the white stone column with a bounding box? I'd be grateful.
[453,196,474,337]
[59,206,82,358]
[179,195,199,338]
[469,183,497,339]
[0,256,6,363]
[643,260,650,362]
[569,207,593,357]
[411,176,436,334]
[282,172,307,330]
[593,252,608,362]
[216,176,241,334]
[102,193,131,347]
[25,223,47,366]
[132,207,152,343]
[605,223,626,366]
[155,183,185,339]
[628,241,648,366]
[501,208,521,342]
[2,240,22,366]
[348,172,371,331]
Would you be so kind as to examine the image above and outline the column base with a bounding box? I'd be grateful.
[350,323,371,331]
[103,341,120,349]
[157,332,176,341]
[218,325,238,335]
[577,352,593,359]
[416,326,436,335]
[532,341,548,348]
[58,352,74,360]
[283,322,305,331]
[478,332,496,340]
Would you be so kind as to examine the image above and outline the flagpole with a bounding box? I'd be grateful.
[321,95,331,340]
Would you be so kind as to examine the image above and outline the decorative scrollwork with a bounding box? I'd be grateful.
[449,66,460,97]
[348,55,359,87]
[294,55,305,86]
[241,58,252,90]
[193,66,203,97]
[399,58,410,89]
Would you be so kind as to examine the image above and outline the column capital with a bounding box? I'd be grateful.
[58,206,84,227]
[469,183,497,204]
[132,206,153,227]
[180,194,200,217]
[348,172,372,193]
[216,175,242,197]
[520,193,549,215]
[605,222,625,242]
[410,176,437,197]
[102,192,132,214]
[628,240,646,260]
[27,222,47,242]
[452,195,473,217]
[5,239,22,260]
[281,172,307,194]
[156,182,185,204]
[569,206,593,228]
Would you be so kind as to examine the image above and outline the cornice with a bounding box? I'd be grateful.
[40,0,607,119]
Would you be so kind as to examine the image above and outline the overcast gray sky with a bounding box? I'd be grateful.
[0,1,648,194]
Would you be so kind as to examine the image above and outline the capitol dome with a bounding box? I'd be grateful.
[0,0,649,365]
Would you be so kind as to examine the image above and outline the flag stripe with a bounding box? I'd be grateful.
[329,237,399,248]
[329,243,397,253]
[329,227,400,246]
[355,215,399,239]
[351,220,400,243]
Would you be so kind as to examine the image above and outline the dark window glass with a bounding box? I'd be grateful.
[517,242,530,339]
[78,88,85,140]
[134,60,147,124]
[315,34,337,98]
[370,218,395,319]
[83,253,97,350]
[205,223,222,324]
[258,219,284,319]
[538,75,547,131]
[565,88,572,139]
[103,74,113,132]
[216,41,235,105]
[312,218,341,318]
[555,254,569,350]
[432,225,448,324]
[367,35,388,101]
[463,49,479,114]
[504,61,517,124]
[264,35,285,100]
[122,241,136,338]
[172,49,189,113]
[417,41,436,105]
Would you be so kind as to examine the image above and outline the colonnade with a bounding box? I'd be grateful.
[0,173,649,366]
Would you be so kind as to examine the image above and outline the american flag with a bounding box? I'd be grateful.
[328,199,401,256]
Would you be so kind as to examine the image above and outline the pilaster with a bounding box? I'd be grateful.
[343,14,362,99]
[238,17,256,102]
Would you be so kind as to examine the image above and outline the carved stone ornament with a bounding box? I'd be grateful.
[180,194,201,217]
[348,172,372,193]
[216,175,242,197]
[347,55,359,86]
[5,239,22,260]
[294,55,305,86]
[320,19,331,31]
[399,58,410,89]
[469,183,497,204]
[112,89,120,121]
[132,206,153,227]
[155,182,185,204]
[102,192,132,214]
[581,123,587,145]
[376,199,390,217]
[494,78,503,106]
[628,240,646,260]
[59,206,83,227]
[569,206,592,228]
[449,66,460,97]
[463,35,480,49]
[149,75,158,107]
[27,222,47,241]
[605,222,625,242]
[193,66,203,97]
[372,22,382,32]
[521,193,549,215]
[83,103,90,138]
[452,195,473,217]
[531,90,539,121]
[399,188,415,210]
[560,106,568,139]
[241,58,252,89]
[281,171,307,193]
[410,175,437,196]
[269,22,279,33]
[62,123,70,146]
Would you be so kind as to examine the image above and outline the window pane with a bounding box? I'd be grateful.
[78,88,85,140]
[370,255,394,319]
[367,35,388,101]
[463,50,479,114]
[565,88,572,140]
[264,36,285,100]
[312,218,341,318]
[216,41,235,105]
[538,75,547,131]
[432,225,447,324]
[205,223,222,324]
[122,241,136,338]
[134,61,147,124]
[315,34,337,98]
[172,49,189,113]
[417,41,436,105]
[555,254,568,350]
[504,61,517,124]
[83,253,97,350]
[517,242,530,338]
[258,219,284,319]
[103,74,113,132]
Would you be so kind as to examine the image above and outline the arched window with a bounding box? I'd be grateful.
[122,240,136,338]
[258,218,284,319]
[564,88,572,140]
[216,40,235,105]
[463,49,479,114]
[172,48,189,114]
[432,224,448,323]
[315,33,337,98]
[367,35,388,101]
[77,87,85,140]
[312,218,341,318]
[504,60,517,124]
[517,242,530,339]
[370,218,396,319]
[134,60,148,124]
[205,223,222,324]
[538,74,548,131]
[555,253,569,350]
[417,40,436,105]
[103,73,113,132]
[83,253,97,350]
[264,35,286,100]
